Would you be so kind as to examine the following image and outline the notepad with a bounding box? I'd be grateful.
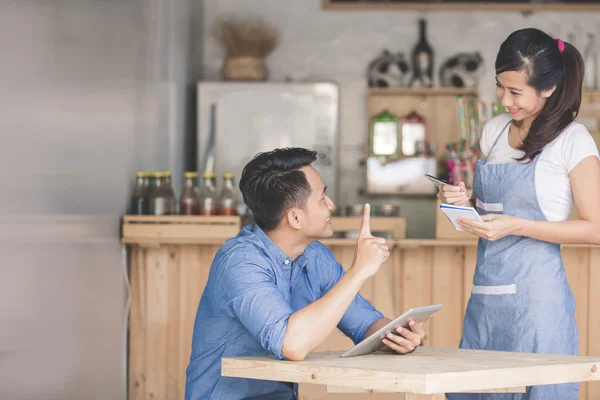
[440,204,483,231]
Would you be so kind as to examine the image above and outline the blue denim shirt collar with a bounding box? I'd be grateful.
[252,224,291,265]
[251,224,310,268]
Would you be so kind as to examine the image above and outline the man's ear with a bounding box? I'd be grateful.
[286,208,303,230]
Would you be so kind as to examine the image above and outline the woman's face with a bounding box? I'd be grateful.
[496,70,555,124]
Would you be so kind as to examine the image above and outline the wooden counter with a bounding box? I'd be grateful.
[123,216,600,400]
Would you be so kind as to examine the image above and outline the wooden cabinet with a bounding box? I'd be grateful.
[367,88,478,163]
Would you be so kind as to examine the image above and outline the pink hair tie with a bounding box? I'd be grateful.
[555,38,565,53]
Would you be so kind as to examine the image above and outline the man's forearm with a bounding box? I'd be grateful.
[281,267,367,361]
[362,317,392,341]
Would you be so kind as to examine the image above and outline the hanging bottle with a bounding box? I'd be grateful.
[179,171,200,215]
[567,32,576,50]
[584,33,598,90]
[410,19,434,88]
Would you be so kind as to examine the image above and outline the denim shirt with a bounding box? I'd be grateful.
[184,224,383,400]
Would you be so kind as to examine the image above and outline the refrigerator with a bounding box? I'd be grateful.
[196,82,340,203]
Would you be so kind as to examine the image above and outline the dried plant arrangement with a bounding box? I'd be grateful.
[216,16,279,81]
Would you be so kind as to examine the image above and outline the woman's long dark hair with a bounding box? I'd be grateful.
[495,28,585,162]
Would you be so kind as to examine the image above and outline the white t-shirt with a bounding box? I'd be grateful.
[479,113,599,222]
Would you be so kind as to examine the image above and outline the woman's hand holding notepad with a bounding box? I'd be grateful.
[440,204,483,231]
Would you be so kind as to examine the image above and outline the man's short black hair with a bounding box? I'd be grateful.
[239,147,318,232]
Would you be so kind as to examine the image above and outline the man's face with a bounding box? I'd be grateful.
[295,166,335,240]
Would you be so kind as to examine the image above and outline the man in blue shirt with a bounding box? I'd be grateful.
[185,147,425,399]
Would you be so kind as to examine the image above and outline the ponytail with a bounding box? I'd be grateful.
[520,41,585,161]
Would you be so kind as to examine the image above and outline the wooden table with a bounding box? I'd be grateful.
[222,347,600,399]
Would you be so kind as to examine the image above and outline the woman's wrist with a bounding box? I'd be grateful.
[512,216,528,236]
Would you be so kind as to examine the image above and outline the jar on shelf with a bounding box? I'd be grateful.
[218,173,238,216]
[149,171,177,215]
[179,171,200,215]
[198,172,218,216]
[129,172,149,215]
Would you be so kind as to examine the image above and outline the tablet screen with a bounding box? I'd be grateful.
[340,304,443,358]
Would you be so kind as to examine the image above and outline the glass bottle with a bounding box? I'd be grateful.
[198,172,218,216]
[129,172,149,215]
[218,173,238,216]
[584,33,598,90]
[149,171,177,215]
[179,171,200,215]
[163,171,177,214]
[410,19,434,88]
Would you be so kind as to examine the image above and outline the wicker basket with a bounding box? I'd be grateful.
[222,56,268,81]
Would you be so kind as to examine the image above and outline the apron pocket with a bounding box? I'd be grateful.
[476,198,504,212]
[472,283,516,295]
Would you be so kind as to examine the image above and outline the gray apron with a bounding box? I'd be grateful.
[447,121,579,400]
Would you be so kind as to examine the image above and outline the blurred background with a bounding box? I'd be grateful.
[0,1,598,399]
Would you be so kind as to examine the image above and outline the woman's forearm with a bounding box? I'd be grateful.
[516,218,600,245]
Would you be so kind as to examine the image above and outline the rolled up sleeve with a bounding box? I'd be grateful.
[318,246,384,344]
[336,269,384,344]
[215,252,293,359]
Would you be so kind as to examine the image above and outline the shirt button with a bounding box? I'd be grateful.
[284,259,290,265]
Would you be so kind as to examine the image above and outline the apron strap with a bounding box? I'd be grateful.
[487,119,512,157]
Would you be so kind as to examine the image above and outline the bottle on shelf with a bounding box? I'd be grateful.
[179,171,200,215]
[129,172,149,215]
[198,172,218,216]
[218,173,238,216]
[148,171,177,215]
[163,171,177,214]
[410,18,434,88]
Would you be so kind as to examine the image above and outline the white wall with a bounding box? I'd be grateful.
[202,0,599,237]
[0,1,203,399]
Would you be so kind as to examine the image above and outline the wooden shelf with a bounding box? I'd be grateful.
[122,215,242,244]
[323,0,600,12]
[121,215,407,245]
[368,87,478,97]
[398,238,477,248]
[583,91,600,104]
[369,89,598,99]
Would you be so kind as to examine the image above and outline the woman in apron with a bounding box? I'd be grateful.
[442,28,600,400]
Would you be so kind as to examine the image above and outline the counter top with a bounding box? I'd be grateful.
[120,215,598,248]
[122,236,599,249]
[222,347,600,396]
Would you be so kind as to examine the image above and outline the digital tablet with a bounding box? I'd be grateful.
[340,304,443,358]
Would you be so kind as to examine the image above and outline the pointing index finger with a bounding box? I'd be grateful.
[359,203,371,237]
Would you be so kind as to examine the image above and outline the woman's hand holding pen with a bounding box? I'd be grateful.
[437,180,523,240]
[437,181,472,207]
